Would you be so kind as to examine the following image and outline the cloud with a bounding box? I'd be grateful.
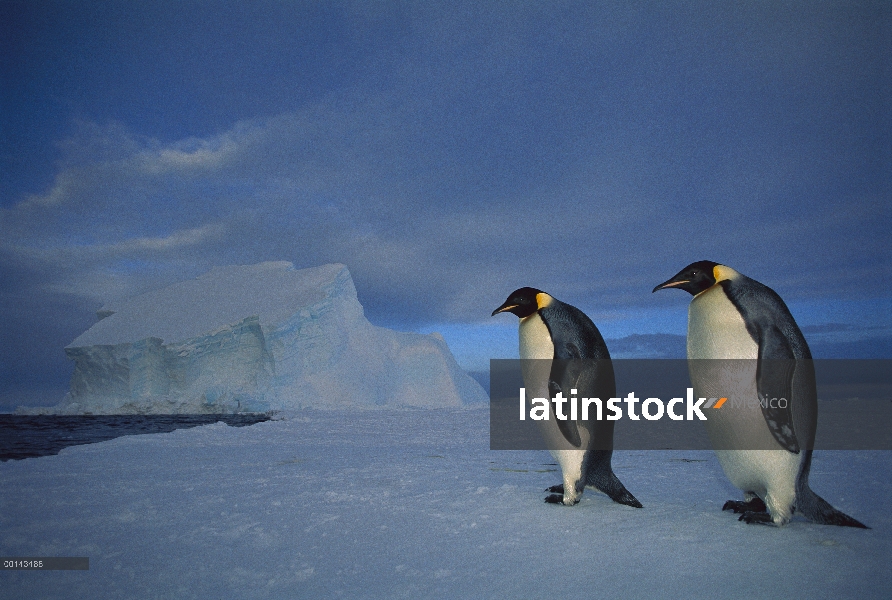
[141,139,240,175]
[113,224,227,252]
[2,97,889,332]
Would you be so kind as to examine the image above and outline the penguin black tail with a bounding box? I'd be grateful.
[601,480,643,509]
[585,450,643,508]
[796,451,868,528]
[796,486,868,529]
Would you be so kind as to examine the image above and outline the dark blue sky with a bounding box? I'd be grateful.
[2,1,890,407]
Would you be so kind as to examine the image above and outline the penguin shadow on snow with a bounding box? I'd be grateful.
[654,260,868,529]
[492,287,642,509]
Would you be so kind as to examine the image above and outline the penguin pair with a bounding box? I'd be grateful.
[493,266,866,528]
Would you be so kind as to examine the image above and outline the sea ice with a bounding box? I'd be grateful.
[0,410,888,598]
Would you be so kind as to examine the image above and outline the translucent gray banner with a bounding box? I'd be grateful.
[489,359,892,450]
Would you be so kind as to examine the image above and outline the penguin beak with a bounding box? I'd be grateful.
[491,303,518,316]
[652,279,689,293]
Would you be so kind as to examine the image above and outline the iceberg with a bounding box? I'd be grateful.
[34,262,487,414]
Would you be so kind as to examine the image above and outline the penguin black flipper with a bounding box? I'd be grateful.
[548,340,586,448]
[547,378,582,448]
[755,326,800,453]
[719,279,801,454]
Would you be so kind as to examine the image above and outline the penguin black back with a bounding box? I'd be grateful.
[717,274,812,361]
[539,300,611,362]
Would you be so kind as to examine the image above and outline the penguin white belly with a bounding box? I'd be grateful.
[518,313,554,360]
[518,312,554,399]
[687,285,757,360]
[688,286,800,523]
[519,313,585,504]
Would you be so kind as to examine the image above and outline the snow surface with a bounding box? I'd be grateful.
[33,262,487,414]
[1,408,889,599]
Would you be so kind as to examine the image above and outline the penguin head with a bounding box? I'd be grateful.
[491,287,548,319]
[652,260,721,296]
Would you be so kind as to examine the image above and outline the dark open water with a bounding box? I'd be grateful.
[0,414,271,461]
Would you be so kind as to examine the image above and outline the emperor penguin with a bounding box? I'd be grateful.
[653,261,866,527]
[492,287,642,508]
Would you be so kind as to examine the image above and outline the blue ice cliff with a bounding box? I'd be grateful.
[29,262,486,414]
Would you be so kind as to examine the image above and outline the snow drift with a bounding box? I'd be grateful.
[33,262,486,414]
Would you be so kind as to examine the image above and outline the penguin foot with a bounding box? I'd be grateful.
[739,511,774,525]
[723,498,767,514]
[546,484,564,494]
[544,494,578,505]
